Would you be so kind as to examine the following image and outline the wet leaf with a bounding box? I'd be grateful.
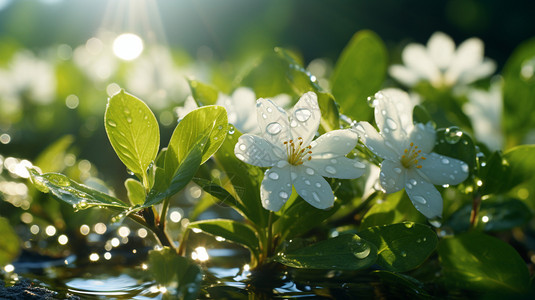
[331,30,388,122]
[28,169,129,210]
[188,219,260,256]
[358,222,438,272]
[433,128,476,172]
[361,192,426,228]
[275,234,377,270]
[374,270,430,299]
[148,247,202,300]
[0,217,20,266]
[502,144,535,190]
[438,232,530,293]
[105,90,159,184]
[187,79,219,106]
[34,135,74,173]
[124,178,145,206]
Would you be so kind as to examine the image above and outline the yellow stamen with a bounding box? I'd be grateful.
[400,142,425,169]
[285,137,313,165]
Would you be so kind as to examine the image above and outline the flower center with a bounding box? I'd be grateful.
[284,137,312,165]
[400,142,426,169]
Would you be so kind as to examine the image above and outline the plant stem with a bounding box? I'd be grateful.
[177,228,190,256]
[159,197,171,230]
[267,211,274,257]
[469,193,482,229]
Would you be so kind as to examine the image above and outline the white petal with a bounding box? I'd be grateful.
[417,152,469,185]
[445,38,484,85]
[260,164,293,211]
[175,95,198,120]
[389,65,421,87]
[374,89,412,150]
[304,156,366,179]
[309,129,358,157]
[379,159,406,193]
[408,122,436,154]
[230,87,258,133]
[353,122,399,161]
[458,59,496,85]
[292,167,335,209]
[402,43,441,84]
[404,171,443,219]
[427,32,455,69]
[256,98,291,147]
[234,134,284,167]
[289,92,321,146]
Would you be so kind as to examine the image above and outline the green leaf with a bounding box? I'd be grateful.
[502,145,535,190]
[331,30,388,122]
[275,234,377,270]
[213,130,268,226]
[446,198,532,232]
[433,127,476,172]
[105,90,159,184]
[187,79,219,105]
[192,177,246,215]
[124,178,145,206]
[0,217,20,266]
[148,247,202,300]
[438,232,530,293]
[374,270,430,299]
[239,52,294,97]
[145,140,203,207]
[28,169,129,210]
[165,106,228,183]
[358,222,438,272]
[34,135,74,173]
[188,219,260,256]
[361,192,426,228]
[478,151,510,195]
[503,38,535,140]
[412,105,433,125]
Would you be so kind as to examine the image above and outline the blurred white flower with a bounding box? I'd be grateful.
[354,89,469,219]
[389,32,496,89]
[234,92,365,211]
[463,81,503,151]
[175,87,290,134]
[73,32,118,82]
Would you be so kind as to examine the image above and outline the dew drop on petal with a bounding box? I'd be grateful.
[290,120,298,127]
[383,128,390,134]
[410,179,417,186]
[330,159,337,164]
[304,180,311,185]
[381,109,387,116]
[266,122,282,135]
[413,196,427,204]
[279,191,289,199]
[268,172,279,180]
[267,107,273,113]
[386,118,398,130]
[353,161,366,168]
[312,192,321,202]
[449,174,455,180]
[306,168,315,175]
[461,164,469,173]
[239,144,246,151]
[235,153,245,161]
[262,113,267,119]
[315,182,321,188]
[394,167,402,174]
[441,158,450,164]
[277,161,288,168]
[300,190,308,197]
[406,183,413,190]
[325,166,337,174]
[294,108,312,122]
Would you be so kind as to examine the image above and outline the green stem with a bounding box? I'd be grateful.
[177,228,190,256]
[159,197,171,229]
[469,193,482,229]
[266,211,274,257]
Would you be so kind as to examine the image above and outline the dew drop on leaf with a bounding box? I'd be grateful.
[444,126,463,144]
[107,120,117,127]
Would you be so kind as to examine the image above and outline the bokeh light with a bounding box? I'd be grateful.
[113,33,144,61]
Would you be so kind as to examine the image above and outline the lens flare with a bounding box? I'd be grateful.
[113,33,143,61]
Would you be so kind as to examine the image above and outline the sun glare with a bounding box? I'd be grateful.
[113,33,144,61]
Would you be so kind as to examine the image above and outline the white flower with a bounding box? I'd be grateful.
[353,89,469,219]
[463,81,503,151]
[389,32,496,89]
[234,92,366,211]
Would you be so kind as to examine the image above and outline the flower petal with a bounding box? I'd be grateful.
[445,37,484,85]
[379,159,406,193]
[417,152,469,185]
[408,122,436,154]
[256,98,291,147]
[353,121,399,161]
[405,171,443,219]
[260,163,293,211]
[229,87,258,133]
[304,156,366,179]
[427,32,455,69]
[309,129,358,157]
[402,43,441,84]
[234,134,285,167]
[389,65,421,87]
[292,167,335,209]
[374,89,412,150]
[289,92,321,146]
[458,59,496,85]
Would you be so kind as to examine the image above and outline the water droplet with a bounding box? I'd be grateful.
[413,196,426,204]
[394,167,402,174]
[400,251,407,257]
[126,117,133,123]
[290,120,298,128]
[295,108,312,122]
[262,113,267,119]
[277,161,288,168]
[239,144,246,151]
[410,179,417,186]
[449,174,455,180]
[235,153,245,161]
[266,122,282,135]
[330,159,337,164]
[353,161,365,168]
[406,183,412,190]
[315,182,321,188]
[461,164,469,173]
[428,217,442,228]
[126,169,135,175]
[366,96,378,107]
[383,127,390,134]
[217,125,223,130]
[325,166,336,174]
[381,109,387,116]
[354,247,371,259]
[444,127,463,144]
[107,120,117,127]
[279,191,289,199]
[304,180,311,185]
[300,190,308,197]
[268,172,279,180]
[228,126,235,134]
[267,107,273,113]
[386,118,398,130]
[441,158,450,164]
[312,192,321,202]
[306,168,315,175]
